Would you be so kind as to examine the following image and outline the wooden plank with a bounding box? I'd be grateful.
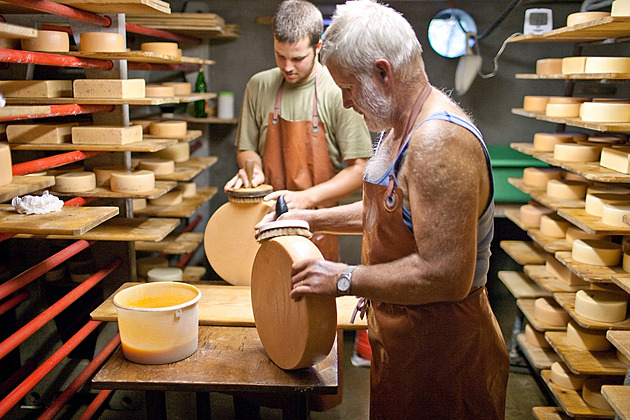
[556,251,623,283]
[606,330,630,361]
[500,240,547,265]
[159,114,238,125]
[15,217,179,242]
[532,406,574,420]
[546,331,627,376]
[529,229,572,253]
[611,273,630,295]
[517,72,630,81]
[0,105,52,119]
[9,138,177,153]
[498,270,551,298]
[507,177,545,196]
[134,186,216,218]
[558,207,630,235]
[560,161,630,184]
[518,298,567,332]
[530,191,585,211]
[554,292,630,331]
[0,204,117,235]
[509,16,630,43]
[525,264,590,293]
[517,333,561,370]
[64,51,214,65]
[601,385,630,420]
[142,129,203,143]
[135,231,203,254]
[153,157,218,182]
[0,22,37,39]
[91,282,368,330]
[511,142,537,156]
[52,180,176,200]
[4,95,215,106]
[53,0,170,14]
[0,175,55,203]
[127,13,225,26]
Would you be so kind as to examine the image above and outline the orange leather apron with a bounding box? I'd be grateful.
[262,69,339,261]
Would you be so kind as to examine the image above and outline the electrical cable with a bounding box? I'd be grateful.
[580,0,614,12]
[478,32,522,79]
[477,0,522,40]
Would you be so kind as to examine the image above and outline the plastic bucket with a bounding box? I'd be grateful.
[113,282,201,364]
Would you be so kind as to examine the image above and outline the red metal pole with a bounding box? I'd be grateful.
[0,321,102,418]
[0,258,120,361]
[1,0,111,27]
[0,104,114,122]
[0,291,29,317]
[0,49,113,69]
[38,333,121,420]
[78,390,113,420]
[125,23,201,44]
[0,233,16,243]
[63,197,97,207]
[0,240,92,301]
[12,150,104,176]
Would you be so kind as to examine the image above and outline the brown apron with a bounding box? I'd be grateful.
[262,69,339,261]
[361,88,509,419]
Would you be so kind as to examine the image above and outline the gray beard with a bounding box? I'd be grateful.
[365,137,396,181]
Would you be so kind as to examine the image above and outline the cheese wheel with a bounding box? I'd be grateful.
[600,147,630,174]
[132,198,146,211]
[566,321,611,351]
[546,253,588,286]
[149,190,183,206]
[588,185,630,195]
[145,84,175,98]
[580,102,630,123]
[533,133,574,152]
[147,267,183,283]
[585,57,630,74]
[546,179,587,200]
[562,132,589,143]
[148,121,187,138]
[587,135,624,145]
[582,378,617,411]
[0,38,19,49]
[550,361,586,390]
[534,297,570,326]
[520,203,554,227]
[136,256,168,278]
[131,120,153,133]
[177,182,196,198]
[523,96,550,113]
[565,225,611,246]
[20,30,69,52]
[553,143,601,162]
[71,125,142,145]
[548,96,590,104]
[0,143,12,187]
[53,171,96,193]
[524,324,550,348]
[92,166,128,186]
[562,56,588,74]
[0,80,72,98]
[575,289,628,323]
[585,193,630,216]
[567,11,610,26]
[7,123,75,144]
[138,158,175,175]
[523,167,563,187]
[546,103,581,118]
[153,142,190,163]
[612,0,630,16]
[160,82,192,95]
[536,58,563,75]
[140,42,179,57]
[79,32,125,52]
[73,79,145,99]
[572,239,621,267]
[109,170,155,193]
[540,214,570,238]
[602,203,630,227]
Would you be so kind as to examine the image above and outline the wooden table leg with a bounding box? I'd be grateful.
[196,392,211,419]
[145,390,167,420]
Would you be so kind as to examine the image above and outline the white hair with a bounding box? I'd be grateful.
[320,0,425,82]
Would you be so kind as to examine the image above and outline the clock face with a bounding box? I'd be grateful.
[428,8,477,59]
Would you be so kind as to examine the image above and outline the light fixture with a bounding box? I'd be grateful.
[454,32,482,96]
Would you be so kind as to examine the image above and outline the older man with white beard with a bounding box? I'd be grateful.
[262,1,510,418]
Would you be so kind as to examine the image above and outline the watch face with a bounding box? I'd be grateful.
[338,275,351,292]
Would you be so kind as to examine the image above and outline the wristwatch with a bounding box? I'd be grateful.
[337,265,356,296]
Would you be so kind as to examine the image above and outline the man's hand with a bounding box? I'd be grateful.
[223,165,265,191]
[290,259,348,300]
[265,190,313,209]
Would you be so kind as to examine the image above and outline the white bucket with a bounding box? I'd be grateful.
[113,282,201,364]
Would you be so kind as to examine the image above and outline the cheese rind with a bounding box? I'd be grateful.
[553,143,601,162]
[138,158,175,175]
[536,58,563,75]
[92,166,128,186]
[565,225,611,246]
[566,321,611,351]
[71,125,142,145]
[572,239,621,267]
[546,253,588,286]
[140,42,179,57]
[73,79,145,99]
[160,82,192,95]
[600,147,630,174]
[177,182,196,197]
[147,267,183,282]
[574,289,628,323]
[145,84,175,98]
[79,32,125,52]
[602,203,630,227]
[584,193,630,216]
[613,0,630,16]
[539,214,570,238]
[546,179,587,200]
[566,11,610,26]
[533,133,574,152]
[585,57,630,74]
[520,203,553,227]
[550,361,586,390]
[0,143,12,187]
[53,171,96,193]
[524,324,550,348]
[523,96,550,113]
[545,103,581,118]
[562,57,588,74]
[0,80,72,98]
[152,142,190,163]
[149,190,183,206]
[522,167,562,188]
[580,102,630,123]
[109,170,155,193]
[534,297,570,327]
[582,378,616,411]
[148,121,187,138]
[7,123,75,144]
[20,30,69,52]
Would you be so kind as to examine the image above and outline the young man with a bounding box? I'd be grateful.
[272,1,510,418]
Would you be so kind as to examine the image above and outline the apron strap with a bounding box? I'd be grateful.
[272,80,283,125]
[272,67,321,132]
[312,68,320,133]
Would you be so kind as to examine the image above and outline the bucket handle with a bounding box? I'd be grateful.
[174,309,182,321]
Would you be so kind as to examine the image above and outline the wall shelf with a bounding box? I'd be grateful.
[0,175,55,203]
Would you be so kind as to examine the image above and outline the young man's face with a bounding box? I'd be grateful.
[274,36,320,85]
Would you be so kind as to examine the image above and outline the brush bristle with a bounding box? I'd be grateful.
[228,195,265,203]
[256,227,313,242]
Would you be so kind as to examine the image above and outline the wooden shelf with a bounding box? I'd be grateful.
[64,51,215,66]
[125,13,239,41]
[153,157,218,182]
[499,270,551,298]
[52,180,177,200]
[532,406,574,420]
[530,190,585,211]
[512,108,630,132]
[0,104,114,122]
[135,231,203,254]
[142,129,203,144]
[606,330,630,361]
[53,0,170,14]
[518,298,567,332]
[0,204,118,235]
[9,139,178,153]
[516,72,630,80]
[4,93,216,106]
[0,175,55,203]
[529,229,572,254]
[601,385,630,420]
[511,142,538,156]
[0,22,37,39]
[555,251,622,283]
[509,16,630,43]
[500,240,547,265]
[517,333,561,370]
[554,292,630,331]
[507,177,545,197]
[160,114,238,125]
[525,264,589,293]
[558,208,630,235]
[134,186,217,218]
[611,273,630,295]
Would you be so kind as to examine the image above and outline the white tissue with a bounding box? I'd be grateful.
[12,190,64,215]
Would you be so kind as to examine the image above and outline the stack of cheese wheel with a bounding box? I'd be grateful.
[149,121,187,138]
[536,58,563,75]
[21,30,69,52]
[553,143,601,162]
[534,297,570,327]
[520,203,554,227]
[582,377,622,412]
[141,42,179,58]
[110,170,155,193]
[160,82,192,95]
[177,182,196,198]
[580,101,630,123]
[585,57,630,74]
[53,171,96,193]
[150,190,183,206]
[136,256,168,279]
[93,166,128,186]
[600,146,630,174]
[546,97,590,118]
[523,96,550,113]
[584,193,630,216]
[566,321,611,351]
[533,132,574,152]
[0,143,12,187]
[145,84,176,98]
[572,239,621,267]
[565,225,611,246]
[550,361,587,390]
[575,289,628,323]
[539,214,570,238]
[524,324,550,348]
[564,132,589,142]
[522,167,562,188]
[79,32,125,52]
[566,11,610,26]
[602,203,630,227]
[546,253,588,286]
[546,179,588,200]
[138,158,175,175]
[613,0,630,16]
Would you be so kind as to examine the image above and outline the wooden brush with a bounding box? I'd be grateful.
[255,196,312,241]
[227,159,272,203]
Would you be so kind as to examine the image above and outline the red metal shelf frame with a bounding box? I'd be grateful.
[0,104,115,122]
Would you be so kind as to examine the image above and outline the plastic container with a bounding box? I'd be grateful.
[487,145,548,203]
[217,91,234,120]
[113,282,201,364]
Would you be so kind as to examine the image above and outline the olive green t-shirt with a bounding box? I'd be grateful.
[235,66,372,171]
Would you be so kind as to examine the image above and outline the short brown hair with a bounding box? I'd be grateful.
[272,0,323,47]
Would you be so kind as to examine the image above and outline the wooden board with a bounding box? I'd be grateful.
[518,298,567,332]
[512,108,630,133]
[53,0,170,14]
[135,232,203,254]
[525,264,590,293]
[515,73,630,81]
[558,207,630,235]
[601,385,630,420]
[0,22,37,39]
[507,177,545,196]
[500,240,547,265]
[134,186,216,218]
[498,270,551,298]
[530,190,585,211]
[143,129,203,143]
[153,157,218,182]
[517,333,560,370]
[555,251,623,283]
[65,51,213,65]
[504,206,536,232]
[611,273,630,295]
[15,217,179,242]
[560,161,630,184]
[90,282,368,329]
[4,94,215,106]
[159,114,238,125]
[52,180,176,200]
[0,204,117,235]
[511,142,537,156]
[554,292,630,331]
[546,331,627,376]
[606,330,630,361]
[0,175,55,203]
[9,138,177,153]
[529,229,572,253]
[509,16,630,43]
[532,406,574,420]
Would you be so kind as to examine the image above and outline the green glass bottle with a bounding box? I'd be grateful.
[194,67,208,118]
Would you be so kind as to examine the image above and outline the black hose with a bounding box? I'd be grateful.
[477,0,522,40]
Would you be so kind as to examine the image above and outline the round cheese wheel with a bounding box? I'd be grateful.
[562,132,589,142]
[533,133,574,152]
[138,158,175,175]
[572,239,621,267]
[553,143,601,162]
[177,182,196,197]
[21,30,69,52]
[536,58,563,75]
[251,235,337,370]
[149,121,187,138]
[53,171,96,193]
[110,170,155,193]
[567,11,610,26]
[79,32,125,52]
[136,256,168,278]
[566,321,611,351]
[582,378,616,411]
[520,203,554,227]
[585,193,630,216]
[602,203,630,227]
[585,57,630,74]
[565,225,611,246]
[534,297,570,327]
[160,82,192,95]
[562,56,588,74]
[613,0,630,16]
[149,190,183,206]
[587,135,625,145]
[0,143,12,187]
[575,289,628,323]
[523,167,563,187]
[523,96,550,113]
[539,214,570,238]
[92,165,128,187]
[147,267,183,283]
[132,198,146,211]
[546,179,587,200]
[140,42,179,57]
[546,103,582,118]
[524,324,550,348]
[548,96,590,104]
[153,142,190,163]
[145,84,176,98]
[580,102,630,123]
[546,254,588,286]
[550,361,586,390]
